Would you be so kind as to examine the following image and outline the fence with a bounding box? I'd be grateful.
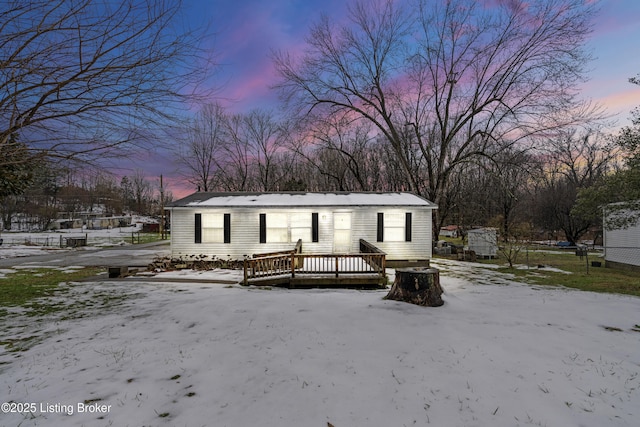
[0,231,156,248]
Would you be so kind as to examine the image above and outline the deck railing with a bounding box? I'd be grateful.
[244,253,294,284]
[292,253,386,278]
[243,240,386,286]
[359,239,386,272]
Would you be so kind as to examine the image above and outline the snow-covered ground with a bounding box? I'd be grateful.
[1,259,639,427]
[0,217,154,259]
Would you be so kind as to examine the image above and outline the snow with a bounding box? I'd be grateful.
[172,192,436,207]
[1,260,639,427]
[0,223,147,259]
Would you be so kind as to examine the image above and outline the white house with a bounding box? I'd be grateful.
[439,225,459,238]
[166,192,437,265]
[603,205,640,271]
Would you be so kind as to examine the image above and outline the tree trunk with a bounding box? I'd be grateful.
[385,267,444,307]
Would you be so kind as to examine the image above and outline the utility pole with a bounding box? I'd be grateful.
[159,175,165,239]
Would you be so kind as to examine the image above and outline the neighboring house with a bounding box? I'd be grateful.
[467,228,497,258]
[50,215,131,230]
[439,225,459,238]
[166,192,437,265]
[603,205,640,271]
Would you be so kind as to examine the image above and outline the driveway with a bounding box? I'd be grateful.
[0,240,170,269]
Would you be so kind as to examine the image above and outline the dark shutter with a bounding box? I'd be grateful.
[405,212,412,242]
[194,213,202,244]
[377,212,384,242]
[224,213,231,243]
[312,212,319,242]
[259,213,266,243]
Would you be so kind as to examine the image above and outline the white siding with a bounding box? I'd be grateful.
[468,229,497,257]
[350,208,432,260]
[169,205,433,261]
[604,221,640,267]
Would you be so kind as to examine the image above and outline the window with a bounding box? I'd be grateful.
[290,212,312,243]
[260,212,288,243]
[202,213,224,242]
[384,212,405,242]
[195,213,230,244]
[377,212,412,242]
[259,212,319,244]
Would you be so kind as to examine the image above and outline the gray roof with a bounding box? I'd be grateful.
[167,192,437,209]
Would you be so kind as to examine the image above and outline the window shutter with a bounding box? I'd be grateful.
[377,212,384,242]
[312,212,319,242]
[224,213,231,243]
[405,212,412,242]
[259,213,266,243]
[194,213,202,244]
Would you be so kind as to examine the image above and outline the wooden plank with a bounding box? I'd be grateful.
[245,251,387,288]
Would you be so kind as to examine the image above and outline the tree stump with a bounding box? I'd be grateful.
[385,267,444,307]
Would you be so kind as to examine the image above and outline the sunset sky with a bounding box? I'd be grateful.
[192,0,640,115]
[131,0,640,198]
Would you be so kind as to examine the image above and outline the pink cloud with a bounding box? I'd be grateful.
[597,87,640,120]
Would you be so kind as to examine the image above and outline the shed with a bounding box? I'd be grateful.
[467,228,497,258]
[603,204,640,271]
[166,192,437,265]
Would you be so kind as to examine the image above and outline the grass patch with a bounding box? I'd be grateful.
[0,267,143,355]
[121,232,169,245]
[0,267,101,316]
[132,233,167,245]
[468,247,640,297]
[89,232,166,247]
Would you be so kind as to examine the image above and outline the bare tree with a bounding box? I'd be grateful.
[243,109,290,191]
[533,128,616,244]
[179,103,228,192]
[208,109,294,191]
[0,0,211,170]
[130,169,154,215]
[455,148,538,240]
[274,0,599,238]
[218,113,252,191]
[294,114,380,191]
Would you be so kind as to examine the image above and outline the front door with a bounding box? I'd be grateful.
[333,212,352,253]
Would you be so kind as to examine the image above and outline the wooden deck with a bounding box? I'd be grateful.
[243,240,387,289]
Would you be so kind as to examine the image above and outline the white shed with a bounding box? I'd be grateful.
[603,205,640,270]
[166,192,437,264]
[467,228,497,258]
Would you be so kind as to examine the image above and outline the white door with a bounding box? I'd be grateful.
[333,212,352,253]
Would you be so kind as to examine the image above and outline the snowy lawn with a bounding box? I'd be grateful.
[1,259,639,427]
[0,219,157,259]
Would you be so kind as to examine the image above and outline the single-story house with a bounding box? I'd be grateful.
[439,225,459,238]
[166,192,437,265]
[603,204,640,271]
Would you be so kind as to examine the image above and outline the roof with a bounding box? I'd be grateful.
[167,192,437,209]
[468,227,497,233]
